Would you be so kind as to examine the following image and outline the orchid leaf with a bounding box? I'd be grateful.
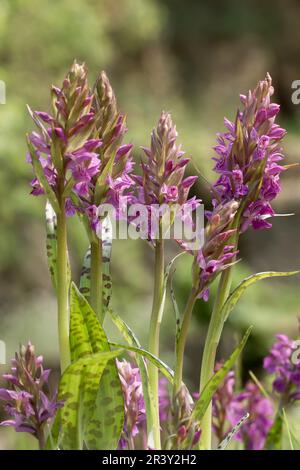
[222,271,300,323]
[191,326,253,428]
[27,135,60,214]
[109,340,174,383]
[217,412,249,450]
[170,270,181,346]
[79,217,113,309]
[58,349,122,450]
[265,413,283,450]
[45,408,62,450]
[282,409,300,450]
[156,251,185,328]
[94,151,116,203]
[45,201,58,290]
[101,217,113,308]
[282,409,295,451]
[69,284,124,450]
[45,201,71,291]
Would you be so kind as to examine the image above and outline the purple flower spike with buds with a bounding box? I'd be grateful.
[212,366,273,450]
[227,382,274,450]
[212,365,236,442]
[178,200,239,301]
[116,359,145,450]
[211,73,288,233]
[135,111,199,241]
[27,63,134,234]
[263,317,300,402]
[27,61,102,214]
[194,201,239,300]
[0,343,63,449]
[79,71,135,234]
[138,111,197,205]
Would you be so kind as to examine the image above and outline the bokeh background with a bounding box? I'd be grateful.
[1,0,300,449]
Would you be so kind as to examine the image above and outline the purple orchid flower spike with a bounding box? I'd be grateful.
[211,73,288,233]
[177,200,239,301]
[0,343,63,449]
[227,382,274,450]
[194,200,239,301]
[212,364,236,442]
[263,317,300,402]
[27,61,102,216]
[212,365,273,450]
[79,71,135,234]
[134,111,199,241]
[116,359,146,450]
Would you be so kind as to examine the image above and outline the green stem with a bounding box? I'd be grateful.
[90,239,103,323]
[173,287,197,397]
[56,203,71,373]
[199,268,233,449]
[148,237,164,450]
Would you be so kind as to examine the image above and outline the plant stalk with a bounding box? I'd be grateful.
[90,239,103,323]
[148,236,164,450]
[56,201,71,373]
[173,287,197,397]
[199,267,233,449]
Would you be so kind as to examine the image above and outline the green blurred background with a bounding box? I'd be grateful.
[1,0,300,449]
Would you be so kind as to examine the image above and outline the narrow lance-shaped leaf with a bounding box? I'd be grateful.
[79,217,113,309]
[102,216,113,308]
[222,271,300,323]
[265,413,283,450]
[190,326,253,426]
[169,270,181,347]
[282,409,295,451]
[27,135,60,214]
[79,246,91,302]
[217,412,250,450]
[157,251,186,327]
[45,408,62,450]
[45,201,58,290]
[45,201,71,291]
[109,341,174,383]
[281,408,300,450]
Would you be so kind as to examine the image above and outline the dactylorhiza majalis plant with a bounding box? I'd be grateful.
[0,64,299,450]
[134,111,199,449]
[26,62,134,372]
[173,73,296,449]
[27,61,100,373]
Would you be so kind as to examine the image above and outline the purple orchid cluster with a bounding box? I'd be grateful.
[0,343,62,449]
[27,62,134,234]
[212,317,300,450]
[211,73,287,233]
[227,382,274,450]
[263,318,300,402]
[212,366,274,450]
